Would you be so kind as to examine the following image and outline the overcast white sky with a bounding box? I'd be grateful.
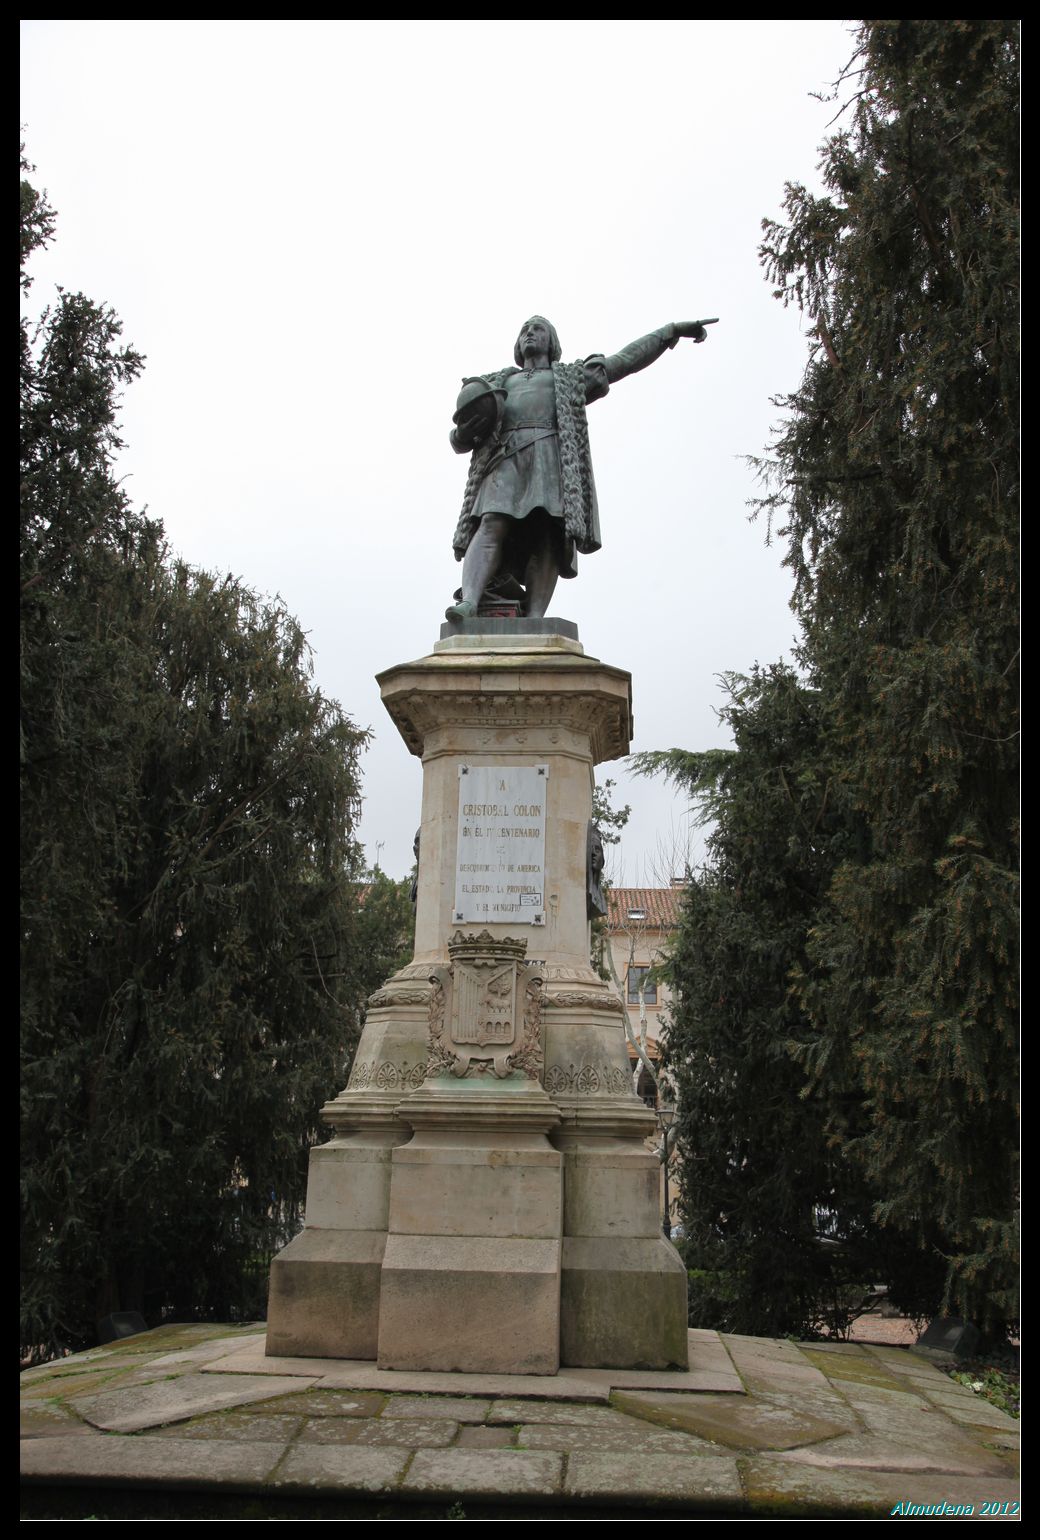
[21,19,855,883]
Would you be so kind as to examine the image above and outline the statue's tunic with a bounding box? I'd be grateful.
[452,357,609,581]
[452,329,679,582]
[470,362,609,574]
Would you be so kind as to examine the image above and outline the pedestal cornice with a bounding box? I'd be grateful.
[377,650,633,766]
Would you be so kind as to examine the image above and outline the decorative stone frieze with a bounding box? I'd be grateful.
[543,1062,632,1097]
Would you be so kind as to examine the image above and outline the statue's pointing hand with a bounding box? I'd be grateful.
[672,318,718,345]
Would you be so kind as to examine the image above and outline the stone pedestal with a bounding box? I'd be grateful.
[377,1077,563,1374]
[266,621,688,1370]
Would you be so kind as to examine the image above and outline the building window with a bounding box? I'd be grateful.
[627,966,658,1006]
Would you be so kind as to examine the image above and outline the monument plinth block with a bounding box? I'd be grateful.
[266,1227,388,1361]
[377,1234,562,1375]
[560,1235,689,1369]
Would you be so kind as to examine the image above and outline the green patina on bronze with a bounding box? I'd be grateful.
[446,316,716,621]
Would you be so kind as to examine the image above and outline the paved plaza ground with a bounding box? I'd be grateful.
[21,1321,1020,1519]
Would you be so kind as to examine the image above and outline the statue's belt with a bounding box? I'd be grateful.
[481,427,558,477]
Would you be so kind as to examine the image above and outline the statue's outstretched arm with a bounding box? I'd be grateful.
[603,320,716,385]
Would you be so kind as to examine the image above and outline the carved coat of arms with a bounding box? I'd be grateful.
[428,931,543,1080]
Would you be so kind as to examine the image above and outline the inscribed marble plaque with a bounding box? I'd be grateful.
[454,765,547,925]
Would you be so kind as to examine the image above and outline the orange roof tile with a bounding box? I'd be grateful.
[606,886,684,932]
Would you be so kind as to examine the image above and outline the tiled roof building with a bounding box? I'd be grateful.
[603,882,685,1106]
[606,885,683,932]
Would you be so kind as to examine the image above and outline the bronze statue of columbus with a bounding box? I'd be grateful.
[446,315,715,621]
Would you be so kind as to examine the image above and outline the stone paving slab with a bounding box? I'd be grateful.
[92,1324,259,1358]
[21,1347,219,1395]
[564,1449,744,1509]
[21,1434,284,1489]
[577,1366,743,1393]
[896,1369,985,1398]
[834,1381,936,1411]
[685,1356,745,1381]
[800,1339,870,1354]
[770,1429,1016,1477]
[726,1382,859,1422]
[743,1455,1021,1520]
[23,1328,244,1385]
[487,1398,640,1427]
[20,1402,99,1440]
[865,1355,959,1387]
[401,1448,563,1501]
[151,1413,305,1444]
[20,1367,149,1401]
[21,1351,121,1382]
[984,1430,1019,1453]
[204,1344,612,1401]
[612,1388,854,1451]
[254,1388,387,1418]
[723,1346,834,1394]
[799,1349,906,1387]
[147,1334,266,1368]
[311,1366,611,1400]
[20,1321,1019,1519]
[735,1366,832,1395]
[269,1445,409,1496]
[852,1398,971,1443]
[381,1396,490,1422]
[457,1425,516,1448]
[931,1398,1023,1431]
[916,1384,990,1412]
[517,1419,721,1455]
[722,1333,805,1351]
[683,1331,742,1371]
[864,1344,944,1372]
[28,1359,235,1400]
[67,1371,320,1433]
[301,1416,458,1449]
[205,1345,321,1378]
[205,1332,743,1396]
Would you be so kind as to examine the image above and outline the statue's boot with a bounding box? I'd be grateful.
[445,598,478,623]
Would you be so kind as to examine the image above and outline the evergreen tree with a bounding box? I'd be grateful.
[754,21,1018,1333]
[592,777,632,848]
[635,23,1017,1338]
[20,156,371,1357]
[633,669,936,1337]
[355,868,417,1001]
[589,777,632,978]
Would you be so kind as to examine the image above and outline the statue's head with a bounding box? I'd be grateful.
[588,822,605,879]
[514,315,562,367]
[586,821,608,919]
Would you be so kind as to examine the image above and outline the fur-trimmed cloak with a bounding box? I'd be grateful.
[451,358,606,569]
